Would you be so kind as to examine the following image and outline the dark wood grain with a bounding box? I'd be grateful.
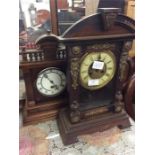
[50,0,59,35]
[20,33,68,125]
[62,13,134,38]
[58,108,130,145]
[124,74,135,120]
[58,8,135,145]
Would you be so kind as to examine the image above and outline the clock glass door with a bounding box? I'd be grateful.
[79,50,117,111]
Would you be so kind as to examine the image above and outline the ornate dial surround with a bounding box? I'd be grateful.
[79,50,116,90]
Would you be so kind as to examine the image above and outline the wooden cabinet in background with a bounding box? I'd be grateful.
[126,0,135,19]
[125,0,135,57]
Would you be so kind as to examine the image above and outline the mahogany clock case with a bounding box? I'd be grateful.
[58,42,132,145]
[73,42,122,112]
[20,34,68,125]
[64,41,125,114]
[57,8,135,145]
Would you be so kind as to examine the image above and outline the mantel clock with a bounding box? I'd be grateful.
[20,32,67,125]
[58,8,135,145]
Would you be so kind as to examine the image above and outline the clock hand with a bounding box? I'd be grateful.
[43,74,55,84]
[43,74,59,89]
[50,85,59,90]
[49,81,59,89]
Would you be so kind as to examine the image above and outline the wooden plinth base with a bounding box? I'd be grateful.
[58,108,131,145]
[23,109,58,125]
[23,99,67,125]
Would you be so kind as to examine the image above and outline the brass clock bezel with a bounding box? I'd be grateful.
[79,50,116,90]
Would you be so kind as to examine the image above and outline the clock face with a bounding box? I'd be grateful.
[79,50,116,90]
[36,67,66,97]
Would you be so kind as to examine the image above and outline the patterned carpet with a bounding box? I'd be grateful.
[19,117,135,155]
[19,126,49,155]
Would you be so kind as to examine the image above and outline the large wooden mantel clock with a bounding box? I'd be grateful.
[58,8,135,145]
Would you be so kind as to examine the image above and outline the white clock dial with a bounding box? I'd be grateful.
[36,67,66,97]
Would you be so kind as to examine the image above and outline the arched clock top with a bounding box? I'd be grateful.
[116,14,135,31]
[35,32,60,45]
[35,32,62,59]
[61,8,134,39]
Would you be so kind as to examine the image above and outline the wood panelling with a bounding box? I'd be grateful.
[126,0,135,57]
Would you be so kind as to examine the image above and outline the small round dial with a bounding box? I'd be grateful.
[79,50,116,90]
[36,67,66,97]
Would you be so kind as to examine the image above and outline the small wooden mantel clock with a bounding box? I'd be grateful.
[20,32,68,125]
[58,8,135,145]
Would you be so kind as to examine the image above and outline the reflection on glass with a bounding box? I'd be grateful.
[19,0,129,47]
[19,0,51,46]
[57,0,85,35]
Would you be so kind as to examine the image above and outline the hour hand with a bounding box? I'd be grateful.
[43,74,54,84]
[50,85,59,90]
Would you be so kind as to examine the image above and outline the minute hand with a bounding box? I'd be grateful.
[43,74,55,84]
[43,74,59,89]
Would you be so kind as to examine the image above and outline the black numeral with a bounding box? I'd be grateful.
[107,67,112,70]
[81,70,87,73]
[106,60,111,64]
[84,63,89,66]
[83,75,88,80]
[105,73,110,77]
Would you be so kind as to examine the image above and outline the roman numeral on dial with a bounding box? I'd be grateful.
[79,51,116,90]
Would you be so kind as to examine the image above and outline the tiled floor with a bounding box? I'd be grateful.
[20,112,135,155]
